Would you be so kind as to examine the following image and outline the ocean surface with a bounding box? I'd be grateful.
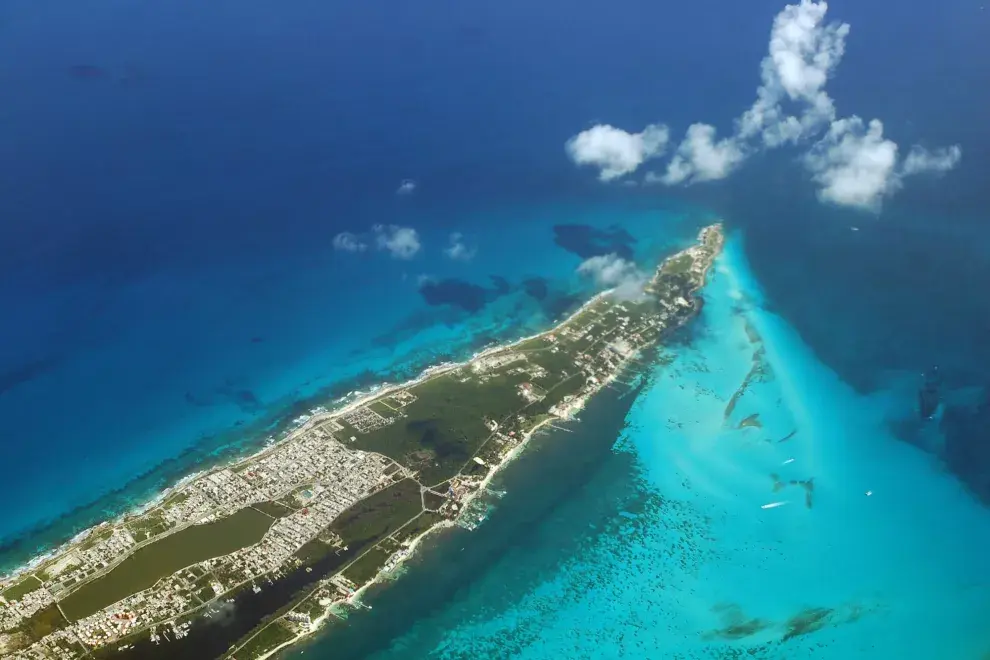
[2,0,990,655]
[287,235,990,659]
[0,194,706,570]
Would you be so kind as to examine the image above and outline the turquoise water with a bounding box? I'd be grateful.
[0,199,703,574]
[292,233,990,659]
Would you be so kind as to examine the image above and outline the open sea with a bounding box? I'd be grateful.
[2,0,990,656]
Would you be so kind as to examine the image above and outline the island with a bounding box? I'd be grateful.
[0,224,723,660]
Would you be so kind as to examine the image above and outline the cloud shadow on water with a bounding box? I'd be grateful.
[552,224,636,260]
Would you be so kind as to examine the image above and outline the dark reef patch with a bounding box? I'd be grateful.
[522,277,548,300]
[781,606,833,641]
[216,380,262,414]
[0,354,61,398]
[552,224,636,260]
[418,278,490,312]
[704,603,772,641]
[941,391,990,504]
[489,275,511,296]
[417,276,510,313]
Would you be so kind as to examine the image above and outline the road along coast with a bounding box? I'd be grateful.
[0,224,722,660]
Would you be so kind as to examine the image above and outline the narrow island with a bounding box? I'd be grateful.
[0,224,724,660]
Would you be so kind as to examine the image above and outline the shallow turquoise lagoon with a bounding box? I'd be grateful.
[299,233,990,659]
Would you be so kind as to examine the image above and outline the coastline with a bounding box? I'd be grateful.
[246,228,724,660]
[250,394,581,660]
[3,224,722,660]
[1,290,614,586]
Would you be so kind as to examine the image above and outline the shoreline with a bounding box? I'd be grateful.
[251,398,586,660]
[1,290,614,586]
[244,258,702,659]
[4,224,722,660]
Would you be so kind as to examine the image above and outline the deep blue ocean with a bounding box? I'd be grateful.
[2,0,989,656]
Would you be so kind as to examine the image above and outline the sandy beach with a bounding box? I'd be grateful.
[248,294,659,660]
[250,391,593,660]
[0,287,616,590]
[4,226,720,660]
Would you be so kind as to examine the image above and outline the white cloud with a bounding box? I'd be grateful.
[659,123,746,185]
[396,179,417,195]
[374,225,421,259]
[902,144,962,176]
[577,253,649,301]
[332,232,367,252]
[737,0,849,145]
[804,117,900,210]
[443,233,476,261]
[565,0,961,207]
[804,119,963,210]
[565,123,670,181]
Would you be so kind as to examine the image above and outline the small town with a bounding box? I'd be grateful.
[0,225,722,660]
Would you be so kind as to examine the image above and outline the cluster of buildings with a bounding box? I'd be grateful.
[235,453,392,576]
[73,439,395,648]
[1,227,725,660]
[339,406,392,434]
[541,237,719,421]
[2,623,79,659]
[1,415,407,658]
[471,352,525,374]
[0,583,55,623]
[32,527,142,603]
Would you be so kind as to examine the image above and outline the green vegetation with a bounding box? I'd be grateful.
[163,491,190,507]
[393,511,444,545]
[295,594,326,621]
[15,602,69,641]
[351,372,531,484]
[77,527,113,553]
[60,508,274,621]
[127,511,170,543]
[663,253,694,275]
[331,478,423,549]
[422,490,447,511]
[233,620,296,660]
[368,400,397,416]
[2,574,42,601]
[294,537,339,566]
[6,227,722,660]
[343,547,391,585]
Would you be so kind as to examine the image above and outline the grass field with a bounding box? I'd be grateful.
[234,620,296,660]
[16,602,69,642]
[350,369,533,485]
[331,478,423,550]
[59,508,274,621]
[343,547,392,585]
[2,574,42,601]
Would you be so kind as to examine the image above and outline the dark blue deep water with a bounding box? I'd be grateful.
[1,0,989,655]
